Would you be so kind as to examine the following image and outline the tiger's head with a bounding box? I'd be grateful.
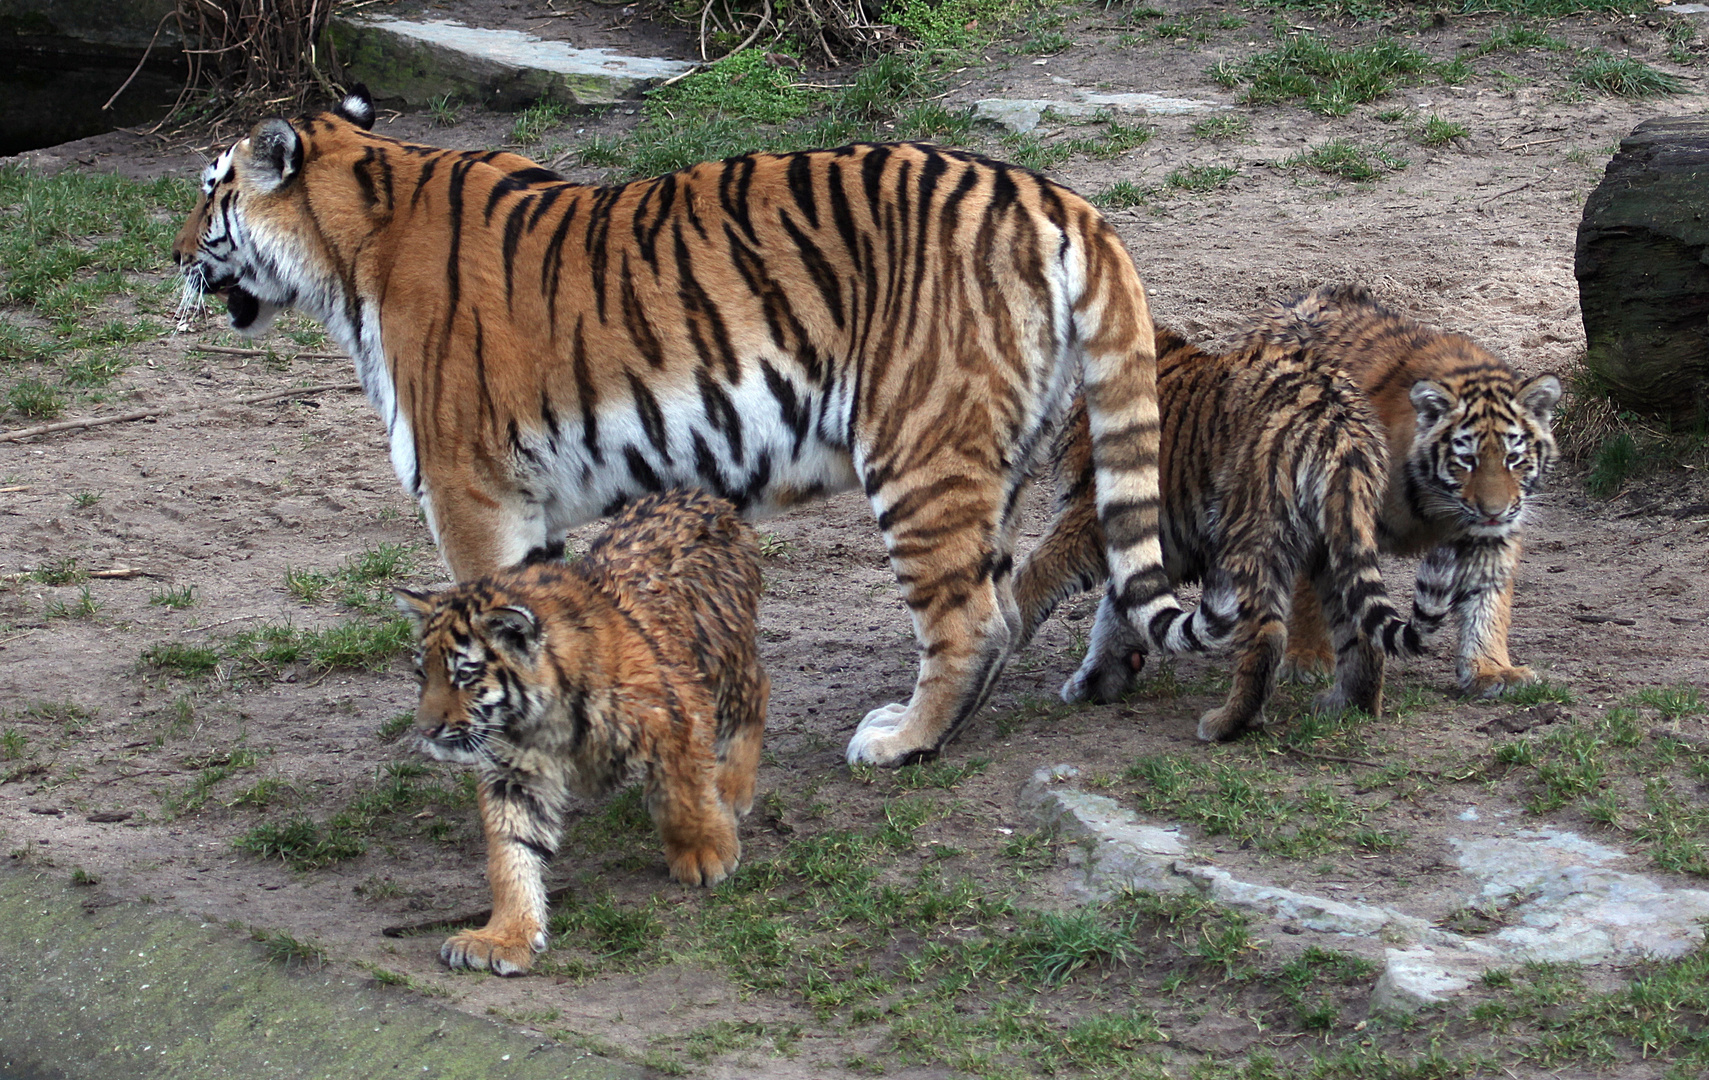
[1407,363,1561,536]
[395,582,549,766]
[172,85,378,335]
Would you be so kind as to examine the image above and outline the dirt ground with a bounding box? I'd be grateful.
[2,1,1708,1076]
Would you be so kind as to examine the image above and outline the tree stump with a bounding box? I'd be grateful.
[1574,116,1709,426]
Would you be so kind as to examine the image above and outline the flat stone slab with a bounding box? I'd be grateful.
[973,92,1228,134]
[1453,828,1709,964]
[327,15,694,110]
[1021,768,1709,1015]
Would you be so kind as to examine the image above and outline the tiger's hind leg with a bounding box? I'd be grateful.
[1196,558,1287,742]
[648,741,742,887]
[845,469,1023,768]
[713,659,768,820]
[1279,575,1335,684]
[1310,562,1386,717]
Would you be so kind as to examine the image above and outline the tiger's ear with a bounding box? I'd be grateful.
[392,587,436,635]
[335,84,376,130]
[477,605,541,659]
[1409,380,1454,428]
[1516,373,1562,427]
[245,118,304,193]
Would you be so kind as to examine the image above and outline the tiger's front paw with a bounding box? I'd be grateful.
[1461,661,1536,699]
[1060,650,1141,704]
[666,839,740,887]
[440,925,545,976]
[845,703,935,767]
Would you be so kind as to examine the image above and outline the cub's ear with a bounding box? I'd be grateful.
[478,605,541,659]
[1409,379,1454,428]
[245,118,303,193]
[393,587,436,634]
[1517,373,1563,427]
[335,84,376,130]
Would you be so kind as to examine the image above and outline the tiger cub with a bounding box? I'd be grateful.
[1246,285,1561,698]
[395,488,767,976]
[1015,326,1452,741]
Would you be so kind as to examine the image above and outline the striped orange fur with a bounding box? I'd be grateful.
[1016,324,1451,741]
[396,489,767,976]
[173,87,1224,766]
[1244,286,1561,698]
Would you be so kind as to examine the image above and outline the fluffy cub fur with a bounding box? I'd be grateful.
[1016,325,1451,741]
[396,488,767,976]
[1248,286,1561,697]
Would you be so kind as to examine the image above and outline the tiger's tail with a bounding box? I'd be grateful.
[1322,477,1452,658]
[1073,223,1234,655]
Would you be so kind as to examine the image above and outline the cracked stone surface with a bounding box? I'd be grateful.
[1020,765,1709,1014]
[326,15,694,110]
[972,91,1229,133]
[1453,829,1709,964]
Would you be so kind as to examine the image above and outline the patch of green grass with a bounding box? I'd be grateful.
[1216,34,1448,116]
[1473,24,1572,56]
[6,377,64,420]
[33,560,86,587]
[1494,698,1709,876]
[0,729,24,760]
[1166,164,1238,192]
[1287,138,1406,181]
[649,49,820,126]
[895,758,989,790]
[428,93,462,128]
[1501,678,1575,706]
[1585,430,1638,496]
[377,710,416,743]
[1571,54,1686,97]
[549,892,666,964]
[162,748,261,817]
[149,584,196,610]
[140,641,222,677]
[1123,751,1401,857]
[887,0,1036,51]
[253,929,328,968]
[1093,180,1151,210]
[1417,114,1469,147]
[1634,684,1705,720]
[235,763,471,870]
[1010,30,1073,54]
[510,99,576,146]
[1192,114,1252,141]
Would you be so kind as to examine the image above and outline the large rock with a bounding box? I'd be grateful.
[325,15,693,111]
[0,0,179,55]
[1575,116,1709,425]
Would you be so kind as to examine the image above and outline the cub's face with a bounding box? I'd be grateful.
[395,587,544,766]
[1408,373,1561,535]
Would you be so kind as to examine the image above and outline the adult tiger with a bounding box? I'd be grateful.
[173,87,1229,766]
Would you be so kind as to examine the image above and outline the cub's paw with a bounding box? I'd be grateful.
[854,701,908,735]
[1059,653,1140,705]
[1462,662,1537,699]
[1278,648,1333,685]
[440,926,545,976]
[667,841,740,887]
[1196,705,1265,743]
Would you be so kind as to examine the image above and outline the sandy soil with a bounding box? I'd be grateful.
[2,2,1708,1075]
